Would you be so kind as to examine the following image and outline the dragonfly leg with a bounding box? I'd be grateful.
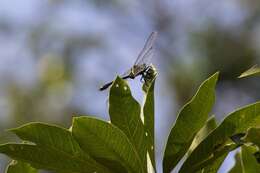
[140,74,146,83]
[140,77,144,83]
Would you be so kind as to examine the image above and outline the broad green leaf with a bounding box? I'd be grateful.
[202,153,228,173]
[143,78,156,170]
[163,72,219,173]
[1,123,110,173]
[72,116,145,173]
[243,127,260,147]
[241,146,260,172]
[239,65,260,78]
[180,102,260,173]
[228,152,242,173]
[189,116,224,173]
[190,143,238,173]
[10,123,88,158]
[0,143,109,173]
[6,160,37,173]
[189,116,217,154]
[243,128,260,165]
[109,77,147,170]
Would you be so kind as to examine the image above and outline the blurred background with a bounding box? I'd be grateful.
[0,0,260,172]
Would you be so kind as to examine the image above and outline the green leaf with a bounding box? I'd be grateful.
[202,153,228,173]
[10,123,86,158]
[163,72,219,173]
[1,123,110,173]
[0,143,109,173]
[228,152,243,173]
[72,116,145,173]
[143,78,156,170]
[243,127,260,147]
[6,160,38,173]
[109,76,147,171]
[189,116,225,173]
[239,65,260,78]
[243,128,260,164]
[241,146,260,172]
[189,116,217,154]
[180,101,260,173]
[191,143,238,173]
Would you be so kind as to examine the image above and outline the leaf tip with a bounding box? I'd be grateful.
[72,116,81,124]
[6,128,17,133]
[238,65,260,78]
[212,71,220,80]
[109,76,130,95]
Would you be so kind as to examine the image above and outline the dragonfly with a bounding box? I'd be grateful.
[99,31,158,91]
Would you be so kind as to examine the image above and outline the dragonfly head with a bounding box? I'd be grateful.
[146,65,157,78]
[142,64,157,92]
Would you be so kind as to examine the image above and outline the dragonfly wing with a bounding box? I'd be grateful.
[137,44,154,66]
[131,48,155,76]
[134,31,158,66]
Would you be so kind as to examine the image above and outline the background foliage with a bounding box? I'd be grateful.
[1,0,260,172]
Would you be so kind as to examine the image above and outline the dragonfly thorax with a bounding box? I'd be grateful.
[129,64,147,78]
